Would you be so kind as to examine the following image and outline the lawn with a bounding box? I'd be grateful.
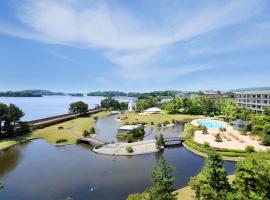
[0,111,110,150]
[119,112,204,125]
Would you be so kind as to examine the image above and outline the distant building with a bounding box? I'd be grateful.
[235,90,270,113]
[232,119,250,131]
[199,92,223,101]
[175,92,194,99]
[155,96,173,107]
[223,92,235,99]
[128,100,136,111]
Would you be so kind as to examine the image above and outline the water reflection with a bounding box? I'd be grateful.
[0,145,23,178]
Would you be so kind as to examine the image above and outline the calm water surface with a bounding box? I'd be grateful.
[0,96,133,121]
[0,116,235,200]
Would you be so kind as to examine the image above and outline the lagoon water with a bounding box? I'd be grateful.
[0,97,236,200]
[0,115,236,200]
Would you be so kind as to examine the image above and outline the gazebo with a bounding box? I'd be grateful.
[143,107,163,114]
[231,119,250,131]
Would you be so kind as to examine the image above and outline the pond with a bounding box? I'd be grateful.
[95,114,184,142]
[0,116,236,200]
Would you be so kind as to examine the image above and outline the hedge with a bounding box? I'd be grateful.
[184,139,247,157]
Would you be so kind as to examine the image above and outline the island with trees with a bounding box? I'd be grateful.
[0,90,65,97]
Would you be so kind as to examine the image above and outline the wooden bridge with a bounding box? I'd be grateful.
[164,137,185,146]
[80,137,105,146]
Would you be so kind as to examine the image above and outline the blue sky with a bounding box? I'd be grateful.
[0,0,270,92]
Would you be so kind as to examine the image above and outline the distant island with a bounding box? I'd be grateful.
[87,90,179,98]
[0,90,65,97]
[87,91,126,97]
[68,93,84,97]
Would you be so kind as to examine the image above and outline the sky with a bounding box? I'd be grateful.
[0,0,270,92]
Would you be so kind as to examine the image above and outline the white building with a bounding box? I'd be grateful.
[235,91,270,113]
[143,107,163,114]
[128,100,136,111]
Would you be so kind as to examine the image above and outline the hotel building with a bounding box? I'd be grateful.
[235,91,270,113]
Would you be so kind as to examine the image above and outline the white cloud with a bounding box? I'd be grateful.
[0,0,268,81]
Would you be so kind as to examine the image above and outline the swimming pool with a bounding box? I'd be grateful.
[198,120,224,129]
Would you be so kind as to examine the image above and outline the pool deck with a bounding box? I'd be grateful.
[191,119,270,151]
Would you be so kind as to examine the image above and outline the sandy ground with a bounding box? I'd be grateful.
[192,119,269,151]
[93,140,159,156]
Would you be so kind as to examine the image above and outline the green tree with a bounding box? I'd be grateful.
[69,101,88,114]
[189,150,230,200]
[230,154,270,199]
[149,157,177,200]
[0,103,8,133]
[263,123,270,135]
[3,104,24,133]
[127,157,177,200]
[100,97,121,110]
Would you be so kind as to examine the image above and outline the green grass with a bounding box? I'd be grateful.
[0,111,110,150]
[180,123,198,139]
[119,112,204,125]
[183,138,247,161]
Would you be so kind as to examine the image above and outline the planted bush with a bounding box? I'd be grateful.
[157,123,162,127]
[245,145,255,153]
[56,138,68,144]
[163,121,170,126]
[202,126,208,134]
[203,141,210,148]
[126,146,134,153]
[95,144,103,149]
[151,121,154,125]
[261,135,270,146]
[215,133,223,142]
[83,130,90,137]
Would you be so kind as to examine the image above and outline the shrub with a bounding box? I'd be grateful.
[157,123,162,127]
[261,135,270,146]
[171,119,176,124]
[93,116,98,120]
[56,138,68,144]
[111,140,115,144]
[126,146,134,153]
[245,145,255,153]
[151,121,154,125]
[90,127,96,134]
[95,144,103,149]
[263,124,270,135]
[219,127,226,132]
[215,133,223,142]
[203,141,210,148]
[202,126,208,134]
[83,130,90,137]
[163,121,170,126]
[76,139,81,144]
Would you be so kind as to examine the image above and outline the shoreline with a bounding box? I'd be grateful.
[182,141,244,162]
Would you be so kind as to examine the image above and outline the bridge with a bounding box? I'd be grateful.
[164,137,185,146]
[80,137,105,146]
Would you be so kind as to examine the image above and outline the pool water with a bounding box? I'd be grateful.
[198,120,224,129]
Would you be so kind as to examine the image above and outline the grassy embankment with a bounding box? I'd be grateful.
[119,112,204,126]
[174,175,235,200]
[181,123,247,161]
[0,111,110,150]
